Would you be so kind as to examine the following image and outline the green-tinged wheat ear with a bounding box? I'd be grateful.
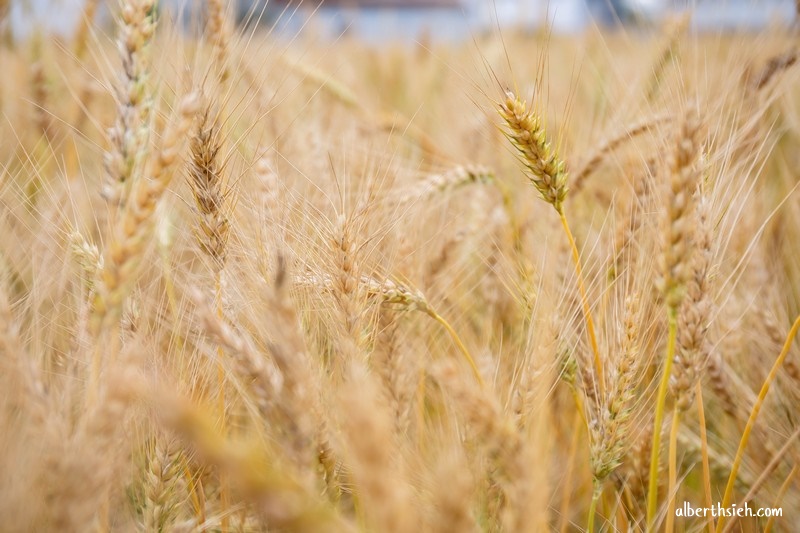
[591,295,641,483]
[142,438,184,532]
[102,0,157,205]
[498,92,568,213]
[91,92,199,339]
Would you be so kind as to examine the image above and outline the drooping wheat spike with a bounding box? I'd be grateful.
[499,91,568,213]
[187,106,231,273]
[399,164,495,204]
[103,0,157,204]
[671,195,714,412]
[647,105,704,529]
[296,272,483,382]
[499,89,604,394]
[571,114,670,194]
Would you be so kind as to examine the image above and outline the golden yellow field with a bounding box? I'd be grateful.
[1,3,800,531]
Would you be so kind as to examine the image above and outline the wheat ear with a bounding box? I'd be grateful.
[103,0,156,204]
[499,90,604,395]
[90,93,199,403]
[647,106,703,530]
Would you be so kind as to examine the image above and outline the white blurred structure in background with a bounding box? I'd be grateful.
[7,0,798,42]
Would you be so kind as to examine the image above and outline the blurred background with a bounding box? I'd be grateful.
[4,0,798,42]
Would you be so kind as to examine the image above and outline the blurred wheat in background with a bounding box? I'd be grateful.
[1,0,800,531]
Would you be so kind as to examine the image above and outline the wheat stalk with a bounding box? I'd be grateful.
[499,89,605,395]
[648,106,704,530]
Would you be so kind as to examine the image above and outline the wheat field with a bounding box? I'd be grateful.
[1,2,799,532]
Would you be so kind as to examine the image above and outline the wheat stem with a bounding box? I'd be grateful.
[696,382,714,533]
[427,309,484,387]
[716,314,800,532]
[647,307,678,530]
[558,409,583,533]
[559,211,605,395]
[666,405,679,533]
[764,465,796,533]
[587,482,602,533]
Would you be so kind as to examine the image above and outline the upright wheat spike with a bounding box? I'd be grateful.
[205,0,231,84]
[103,0,157,205]
[186,102,234,526]
[647,106,703,531]
[670,194,713,412]
[187,107,231,273]
[499,90,604,395]
[587,295,641,532]
[143,438,183,532]
[90,92,199,403]
[432,360,534,532]
[69,231,104,293]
